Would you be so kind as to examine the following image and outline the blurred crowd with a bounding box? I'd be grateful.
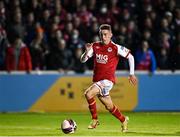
[0,0,179,73]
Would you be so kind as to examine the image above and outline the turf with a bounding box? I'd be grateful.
[0,112,180,136]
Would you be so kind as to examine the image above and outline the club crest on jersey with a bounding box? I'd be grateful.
[96,54,108,64]
[107,47,112,52]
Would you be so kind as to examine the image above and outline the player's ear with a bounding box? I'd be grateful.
[110,31,113,38]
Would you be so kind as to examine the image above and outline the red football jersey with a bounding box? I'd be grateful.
[87,41,130,83]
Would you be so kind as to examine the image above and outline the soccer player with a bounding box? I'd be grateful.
[80,24,137,132]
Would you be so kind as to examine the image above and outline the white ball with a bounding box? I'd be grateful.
[61,119,77,134]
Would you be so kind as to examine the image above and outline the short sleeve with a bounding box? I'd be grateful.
[117,44,130,58]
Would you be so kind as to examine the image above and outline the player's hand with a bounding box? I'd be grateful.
[85,43,92,52]
[128,75,138,85]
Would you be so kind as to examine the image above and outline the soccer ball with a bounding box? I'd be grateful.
[61,119,77,134]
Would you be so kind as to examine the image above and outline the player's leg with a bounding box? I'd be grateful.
[84,84,100,129]
[98,95,125,122]
[98,95,129,132]
[85,79,113,129]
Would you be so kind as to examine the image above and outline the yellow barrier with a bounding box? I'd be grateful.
[29,76,138,112]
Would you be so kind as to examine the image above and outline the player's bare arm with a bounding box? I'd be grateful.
[80,43,93,63]
[127,53,138,85]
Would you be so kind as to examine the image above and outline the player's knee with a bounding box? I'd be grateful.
[84,89,91,99]
[105,105,113,111]
[84,90,88,98]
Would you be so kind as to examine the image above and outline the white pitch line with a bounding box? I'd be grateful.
[0,125,53,130]
[0,135,179,137]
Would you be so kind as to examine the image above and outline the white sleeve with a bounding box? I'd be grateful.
[127,53,135,75]
[86,47,93,58]
[80,47,93,63]
[117,44,130,58]
[115,44,134,75]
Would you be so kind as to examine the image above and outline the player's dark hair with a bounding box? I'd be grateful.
[99,24,112,32]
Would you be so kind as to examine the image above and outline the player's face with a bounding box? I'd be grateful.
[99,29,112,45]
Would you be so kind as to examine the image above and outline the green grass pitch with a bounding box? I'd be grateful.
[0,112,180,136]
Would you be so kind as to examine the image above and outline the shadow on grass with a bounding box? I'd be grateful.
[175,132,180,136]
[127,131,180,136]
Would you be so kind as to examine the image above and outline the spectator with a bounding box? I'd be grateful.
[135,40,156,73]
[75,4,93,27]
[173,8,180,36]
[52,0,67,23]
[78,16,97,42]
[0,1,6,26]
[97,3,116,26]
[71,47,87,73]
[116,24,128,45]
[157,48,169,69]
[29,27,48,70]
[40,9,51,32]
[24,12,36,46]
[52,15,64,31]
[109,0,121,20]
[7,10,25,43]
[45,39,72,72]
[87,0,96,13]
[48,23,63,52]
[165,11,174,32]
[69,29,85,51]
[72,15,88,41]
[171,32,180,70]
[0,23,8,70]
[142,17,154,33]
[159,18,173,44]
[171,44,180,70]
[5,36,32,72]
[158,32,171,51]
[63,22,74,43]
[142,29,157,54]
[126,20,141,54]
[120,8,132,24]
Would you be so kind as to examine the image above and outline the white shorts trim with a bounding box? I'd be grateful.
[94,79,113,96]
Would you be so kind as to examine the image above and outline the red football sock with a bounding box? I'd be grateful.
[87,98,98,119]
[110,105,125,123]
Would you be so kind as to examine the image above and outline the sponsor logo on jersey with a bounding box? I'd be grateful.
[96,46,100,49]
[96,54,108,64]
[107,47,112,52]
